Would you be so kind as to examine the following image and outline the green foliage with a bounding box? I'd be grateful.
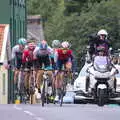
[44,0,65,43]
[27,0,120,69]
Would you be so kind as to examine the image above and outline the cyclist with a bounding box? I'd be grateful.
[50,40,61,97]
[10,38,27,90]
[51,40,61,69]
[54,41,73,101]
[33,40,53,93]
[22,41,36,94]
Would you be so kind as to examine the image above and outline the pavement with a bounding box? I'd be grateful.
[0,104,120,120]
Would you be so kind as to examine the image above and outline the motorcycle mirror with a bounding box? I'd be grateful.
[0,62,3,65]
[86,68,90,73]
[86,45,90,49]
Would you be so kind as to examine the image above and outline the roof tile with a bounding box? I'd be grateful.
[0,24,5,56]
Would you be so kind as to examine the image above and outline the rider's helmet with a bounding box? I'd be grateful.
[28,42,36,50]
[52,40,61,48]
[38,40,48,49]
[97,29,108,39]
[18,38,27,45]
[61,41,70,49]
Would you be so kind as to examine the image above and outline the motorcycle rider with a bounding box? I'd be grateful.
[88,29,110,61]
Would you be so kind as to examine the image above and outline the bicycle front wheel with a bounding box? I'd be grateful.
[41,80,45,107]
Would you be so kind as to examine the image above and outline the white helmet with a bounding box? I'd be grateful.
[97,29,108,36]
[52,40,61,48]
[61,41,70,48]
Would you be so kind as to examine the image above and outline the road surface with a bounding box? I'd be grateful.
[0,103,120,120]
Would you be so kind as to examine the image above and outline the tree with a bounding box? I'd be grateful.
[27,0,120,69]
[44,0,66,43]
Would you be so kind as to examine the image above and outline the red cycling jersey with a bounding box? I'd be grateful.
[22,49,35,63]
[57,49,73,60]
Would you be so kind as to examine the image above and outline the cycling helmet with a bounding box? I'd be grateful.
[18,38,27,45]
[52,40,61,48]
[39,40,48,49]
[28,42,36,50]
[97,29,108,36]
[61,41,70,48]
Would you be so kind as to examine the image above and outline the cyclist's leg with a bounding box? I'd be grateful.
[54,60,63,101]
[36,57,44,92]
[24,71,30,93]
[44,55,53,86]
[14,59,22,89]
[65,60,73,84]
[65,60,72,71]
[27,61,34,90]
[33,60,39,87]
[22,62,30,94]
[14,69,20,85]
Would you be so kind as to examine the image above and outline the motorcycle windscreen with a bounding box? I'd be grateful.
[93,56,110,72]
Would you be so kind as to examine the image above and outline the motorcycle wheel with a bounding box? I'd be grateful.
[98,89,105,106]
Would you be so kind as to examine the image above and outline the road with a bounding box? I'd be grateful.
[0,103,120,120]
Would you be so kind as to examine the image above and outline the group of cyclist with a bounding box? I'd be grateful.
[7,38,76,102]
[5,28,117,103]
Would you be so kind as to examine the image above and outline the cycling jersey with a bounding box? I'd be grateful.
[22,49,35,63]
[56,49,73,60]
[55,48,73,70]
[33,46,53,69]
[12,45,23,60]
[11,45,24,69]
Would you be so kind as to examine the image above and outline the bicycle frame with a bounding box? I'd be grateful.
[59,70,73,106]
[41,69,53,107]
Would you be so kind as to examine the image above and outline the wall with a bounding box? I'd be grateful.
[0,66,8,104]
[0,0,10,24]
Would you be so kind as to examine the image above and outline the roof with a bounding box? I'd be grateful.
[0,24,10,63]
[27,15,41,20]
[0,24,5,56]
[27,15,44,42]
[27,24,44,42]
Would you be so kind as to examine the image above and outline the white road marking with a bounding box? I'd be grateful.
[14,104,22,110]
[35,117,44,120]
[24,110,35,116]
[13,105,45,120]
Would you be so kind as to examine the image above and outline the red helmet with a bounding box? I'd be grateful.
[61,41,70,48]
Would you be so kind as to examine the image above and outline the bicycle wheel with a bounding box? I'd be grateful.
[29,71,35,104]
[19,70,27,104]
[60,86,64,106]
[41,79,45,106]
[60,72,68,107]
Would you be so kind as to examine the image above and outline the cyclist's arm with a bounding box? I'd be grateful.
[47,46,54,55]
[54,51,58,63]
[8,45,19,68]
[33,46,39,59]
[8,46,16,68]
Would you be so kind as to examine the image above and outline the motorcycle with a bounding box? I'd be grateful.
[74,55,120,106]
